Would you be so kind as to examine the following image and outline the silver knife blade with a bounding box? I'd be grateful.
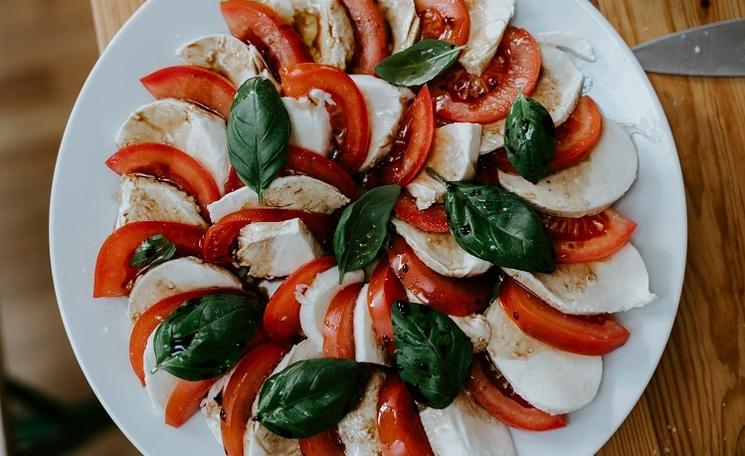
[632,18,745,77]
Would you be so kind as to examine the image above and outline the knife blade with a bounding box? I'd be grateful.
[632,18,745,77]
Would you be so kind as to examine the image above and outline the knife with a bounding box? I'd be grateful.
[632,18,745,77]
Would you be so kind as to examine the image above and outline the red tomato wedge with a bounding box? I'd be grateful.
[322,282,363,359]
[140,65,236,119]
[499,278,630,355]
[264,256,337,343]
[367,261,407,354]
[467,355,566,431]
[377,375,434,456]
[388,236,491,316]
[202,209,335,263]
[165,378,218,427]
[93,222,205,298]
[281,63,371,173]
[415,0,470,46]
[544,209,637,264]
[286,146,359,199]
[375,86,435,186]
[340,0,389,74]
[299,429,346,456]
[221,0,311,71]
[221,343,288,456]
[431,27,541,123]
[106,143,221,216]
[393,193,449,233]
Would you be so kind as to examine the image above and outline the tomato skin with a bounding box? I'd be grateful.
[93,222,205,298]
[367,261,407,354]
[202,209,335,263]
[340,0,389,74]
[140,65,236,119]
[106,143,221,216]
[286,147,360,199]
[299,429,346,456]
[499,278,630,355]
[165,378,218,427]
[387,236,491,316]
[431,27,542,123]
[377,375,434,456]
[467,356,566,431]
[415,0,470,46]
[322,283,363,359]
[545,209,637,264]
[281,63,370,173]
[221,0,311,70]
[393,193,449,233]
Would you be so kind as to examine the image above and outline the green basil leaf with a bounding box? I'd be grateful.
[375,39,463,86]
[153,293,261,381]
[392,301,472,409]
[130,234,177,268]
[256,358,372,438]
[333,185,401,280]
[444,180,556,273]
[228,77,290,203]
[504,94,557,184]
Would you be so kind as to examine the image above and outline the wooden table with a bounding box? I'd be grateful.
[90,0,745,454]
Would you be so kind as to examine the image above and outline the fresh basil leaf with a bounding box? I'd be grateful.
[392,301,472,409]
[375,39,463,86]
[504,94,557,184]
[153,293,261,381]
[256,358,372,438]
[228,77,290,203]
[130,234,176,269]
[443,180,556,273]
[333,185,401,280]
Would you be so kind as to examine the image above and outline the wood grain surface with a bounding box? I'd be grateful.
[89,0,745,454]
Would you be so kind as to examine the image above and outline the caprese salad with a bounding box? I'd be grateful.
[93,0,655,454]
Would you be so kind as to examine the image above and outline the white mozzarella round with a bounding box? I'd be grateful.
[498,119,639,217]
[338,371,386,456]
[201,374,231,446]
[143,332,180,415]
[128,257,241,321]
[450,314,491,353]
[284,0,355,69]
[353,284,388,366]
[377,0,420,52]
[535,31,596,62]
[116,175,206,228]
[116,99,230,193]
[485,301,602,415]
[282,91,333,156]
[459,0,515,76]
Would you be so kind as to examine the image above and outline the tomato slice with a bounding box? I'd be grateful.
[544,209,637,264]
[263,256,337,343]
[393,193,449,233]
[340,0,389,74]
[165,378,218,427]
[93,222,205,298]
[322,282,363,359]
[499,278,630,355]
[281,63,371,173]
[221,0,311,71]
[467,355,566,431]
[367,261,407,354]
[377,375,434,456]
[106,143,221,216]
[286,146,359,199]
[221,343,288,456]
[202,209,335,263]
[415,0,470,46]
[431,27,541,123]
[375,86,435,186]
[299,429,346,456]
[140,65,236,119]
[388,235,491,316]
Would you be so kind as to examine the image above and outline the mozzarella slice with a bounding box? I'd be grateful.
[201,374,231,446]
[485,301,602,414]
[338,371,386,456]
[377,0,420,52]
[283,91,333,155]
[499,119,638,217]
[290,0,355,69]
[419,393,515,456]
[392,219,492,278]
[354,284,389,366]
[236,218,323,279]
[459,0,515,76]
[451,314,491,353]
[504,243,656,315]
[535,32,595,62]
[116,175,206,228]
[177,34,279,88]
[128,257,241,321]
[407,123,481,209]
[480,45,584,154]
[116,99,230,193]
[143,332,180,415]
[208,175,350,222]
[351,75,414,171]
[297,266,366,349]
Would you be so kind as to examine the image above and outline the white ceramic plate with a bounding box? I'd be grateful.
[49,0,687,454]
